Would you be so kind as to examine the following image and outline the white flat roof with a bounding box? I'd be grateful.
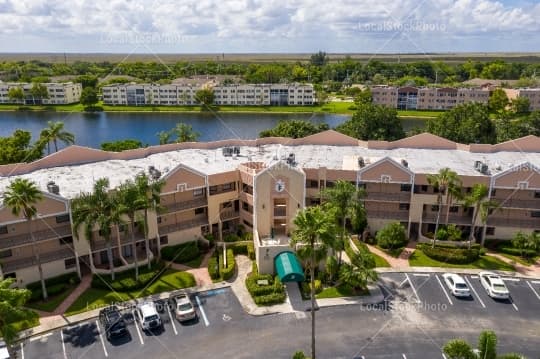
[0,144,539,199]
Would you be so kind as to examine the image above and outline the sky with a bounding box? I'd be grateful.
[0,0,539,53]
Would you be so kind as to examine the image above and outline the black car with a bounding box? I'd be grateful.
[99,306,128,340]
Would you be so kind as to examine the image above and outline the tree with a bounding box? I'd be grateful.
[2,178,47,300]
[310,51,329,66]
[477,330,497,359]
[376,222,408,250]
[463,184,498,247]
[29,82,48,104]
[442,339,475,359]
[0,278,37,357]
[339,250,377,292]
[325,256,339,283]
[7,87,24,103]
[172,122,199,143]
[488,88,509,113]
[259,120,329,139]
[426,103,496,144]
[75,75,99,88]
[0,129,45,164]
[195,88,215,105]
[511,96,530,115]
[72,178,122,280]
[511,231,530,258]
[427,168,461,247]
[157,130,173,145]
[101,139,143,152]
[292,206,337,359]
[336,103,405,141]
[80,87,99,108]
[39,121,75,154]
[353,88,372,105]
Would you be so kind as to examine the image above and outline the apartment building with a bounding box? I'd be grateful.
[504,88,540,111]
[0,82,82,105]
[0,131,539,285]
[371,85,490,110]
[102,83,314,106]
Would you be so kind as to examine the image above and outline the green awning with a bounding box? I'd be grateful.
[274,251,304,282]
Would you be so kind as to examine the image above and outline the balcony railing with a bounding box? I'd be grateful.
[158,217,208,235]
[422,212,473,225]
[221,210,240,220]
[366,210,409,221]
[0,224,72,250]
[365,192,411,202]
[487,217,540,228]
[239,191,253,205]
[163,198,207,213]
[1,247,74,272]
[492,198,540,210]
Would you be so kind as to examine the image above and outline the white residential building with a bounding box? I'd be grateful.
[0,82,82,105]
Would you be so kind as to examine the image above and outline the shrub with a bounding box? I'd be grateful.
[418,244,479,264]
[243,232,254,241]
[224,234,242,242]
[302,279,322,296]
[91,261,165,291]
[208,257,220,280]
[160,241,200,263]
[246,266,285,306]
[498,245,537,258]
[27,272,80,301]
[220,249,236,280]
[479,247,487,256]
[253,292,286,306]
[376,222,408,250]
[205,233,215,247]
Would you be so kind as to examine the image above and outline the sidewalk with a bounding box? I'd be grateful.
[485,252,540,277]
[365,242,416,269]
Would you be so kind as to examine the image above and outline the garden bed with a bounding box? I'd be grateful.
[409,248,515,271]
[245,262,286,306]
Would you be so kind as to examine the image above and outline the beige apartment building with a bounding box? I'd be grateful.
[102,83,314,106]
[0,82,82,105]
[371,85,490,110]
[0,131,539,286]
[503,88,540,111]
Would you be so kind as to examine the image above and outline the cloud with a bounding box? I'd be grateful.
[0,0,538,52]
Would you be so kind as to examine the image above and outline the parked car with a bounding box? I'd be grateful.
[0,339,10,359]
[479,271,510,299]
[442,273,471,297]
[99,306,128,340]
[169,291,197,322]
[136,302,163,332]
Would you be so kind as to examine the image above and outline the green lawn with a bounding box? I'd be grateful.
[396,109,442,118]
[25,286,76,313]
[316,284,369,299]
[409,249,516,271]
[372,253,391,268]
[376,245,404,258]
[12,313,40,333]
[64,270,195,316]
[494,252,539,267]
[182,254,204,268]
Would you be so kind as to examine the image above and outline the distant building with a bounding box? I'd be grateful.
[102,82,315,106]
[371,85,490,110]
[0,82,82,105]
[504,88,540,111]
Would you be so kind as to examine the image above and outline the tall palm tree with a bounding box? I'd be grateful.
[72,178,122,280]
[40,121,75,153]
[321,180,365,267]
[292,206,336,359]
[2,179,47,300]
[134,173,165,267]
[427,168,461,247]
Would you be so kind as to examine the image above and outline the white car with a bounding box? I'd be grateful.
[442,273,471,297]
[479,271,510,300]
[0,339,10,359]
[136,302,163,332]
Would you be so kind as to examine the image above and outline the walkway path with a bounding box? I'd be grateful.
[52,275,92,316]
[486,252,540,277]
[364,242,417,269]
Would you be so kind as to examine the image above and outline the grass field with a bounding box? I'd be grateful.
[409,249,516,271]
[25,286,77,313]
[316,284,369,299]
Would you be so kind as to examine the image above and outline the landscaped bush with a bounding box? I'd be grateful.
[207,256,220,280]
[228,242,255,259]
[245,269,286,306]
[224,234,242,242]
[27,272,80,302]
[91,261,165,291]
[160,241,200,263]
[376,222,408,250]
[418,244,479,264]
[220,249,236,280]
[498,244,537,258]
[302,279,323,296]
[242,232,253,241]
[253,291,286,306]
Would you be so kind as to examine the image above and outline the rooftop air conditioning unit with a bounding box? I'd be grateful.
[358,157,365,168]
[401,159,408,168]
[287,153,296,166]
[233,146,240,155]
[47,181,60,195]
[148,166,162,179]
[222,147,233,157]
[474,160,483,171]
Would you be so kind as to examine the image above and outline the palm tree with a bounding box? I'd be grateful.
[292,206,337,359]
[463,184,499,248]
[427,168,461,247]
[321,180,365,267]
[40,121,75,154]
[172,122,199,143]
[72,178,122,280]
[2,178,47,300]
[339,251,377,292]
[157,130,172,145]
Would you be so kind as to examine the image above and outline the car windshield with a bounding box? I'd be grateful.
[493,284,507,291]
[146,314,159,321]
[178,303,193,311]
[455,283,468,289]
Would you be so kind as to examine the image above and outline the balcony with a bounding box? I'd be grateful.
[1,247,74,272]
[158,217,208,235]
[487,217,540,229]
[239,191,254,205]
[422,212,473,225]
[367,210,409,221]
[365,192,411,202]
[492,198,540,210]
[163,198,207,213]
[221,210,240,220]
[0,224,72,250]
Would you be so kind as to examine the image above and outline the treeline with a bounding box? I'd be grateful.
[2,54,540,86]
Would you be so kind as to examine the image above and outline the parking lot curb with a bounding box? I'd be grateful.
[375,267,540,280]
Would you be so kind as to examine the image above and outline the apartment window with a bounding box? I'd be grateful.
[3,272,16,279]
[421,185,428,192]
[491,189,496,196]
[122,245,133,258]
[531,211,540,218]
[431,205,439,212]
[64,258,76,269]
[59,236,73,245]
[0,249,12,258]
[56,214,70,223]
[209,186,217,195]
[400,184,412,192]
[326,181,335,188]
[449,206,459,213]
[486,227,495,236]
[306,180,318,188]
[195,208,205,215]
[160,235,169,245]
[243,219,253,228]
[534,191,540,199]
[399,203,410,211]
[0,226,7,235]
[222,182,234,191]
[193,188,204,197]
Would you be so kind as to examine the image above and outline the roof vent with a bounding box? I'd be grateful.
[287,153,296,166]
[474,161,489,175]
[47,181,60,195]
[358,157,365,168]
[148,166,161,179]
[401,159,408,168]
[233,146,240,155]
[222,147,233,157]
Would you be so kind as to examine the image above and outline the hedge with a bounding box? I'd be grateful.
[91,261,165,291]
[228,242,255,260]
[253,292,287,306]
[418,244,479,264]
[207,257,220,280]
[27,272,80,302]
[220,249,236,280]
[160,241,200,264]
[224,234,242,242]
[498,244,538,258]
[245,270,286,306]
[302,279,323,296]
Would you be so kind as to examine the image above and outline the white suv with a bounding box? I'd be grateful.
[136,302,163,332]
[0,339,9,359]
[479,271,510,300]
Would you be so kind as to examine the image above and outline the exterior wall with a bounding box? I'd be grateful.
[162,227,201,246]
[0,82,82,104]
[504,88,540,111]
[15,260,73,287]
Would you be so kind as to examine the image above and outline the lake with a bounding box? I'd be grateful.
[0,111,426,149]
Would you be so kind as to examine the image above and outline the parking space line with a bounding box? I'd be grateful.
[405,273,421,303]
[402,354,407,359]
[20,342,24,359]
[167,305,178,335]
[195,295,210,327]
[464,276,486,308]
[531,280,540,284]
[470,276,478,279]
[133,317,145,345]
[510,297,519,312]
[526,281,540,301]
[95,320,109,357]
[60,329,67,359]
[29,332,53,342]
[442,353,448,359]
[435,275,453,305]
[412,273,430,277]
